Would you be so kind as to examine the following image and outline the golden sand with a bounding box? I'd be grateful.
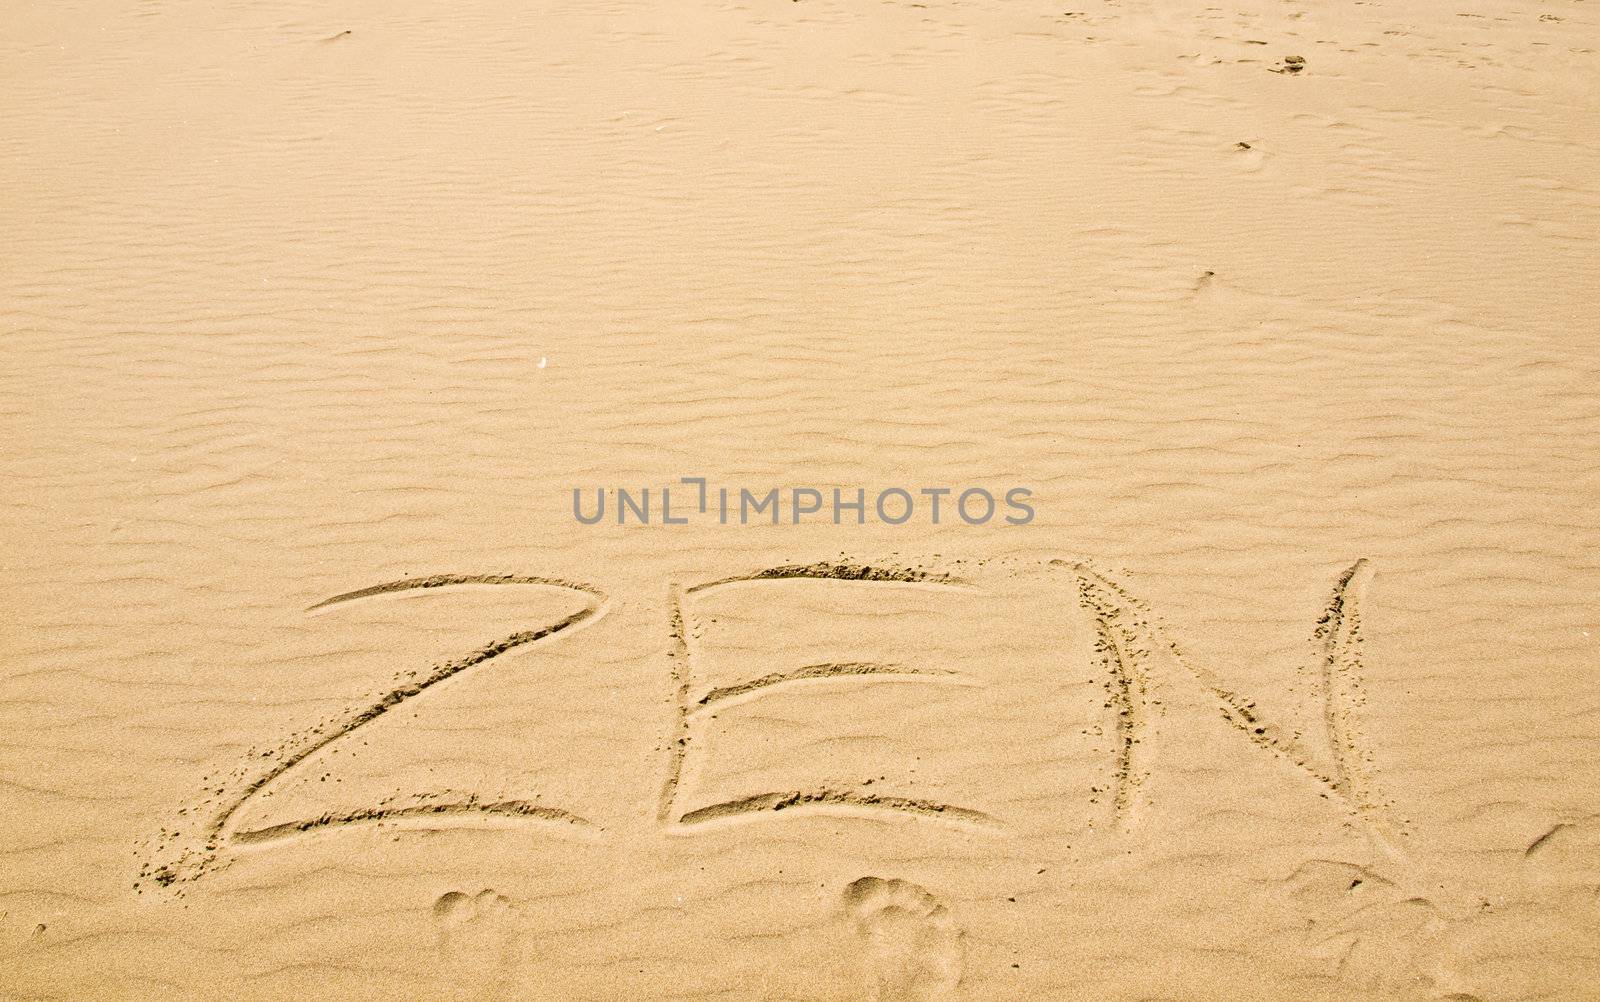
[3,0,1598,998]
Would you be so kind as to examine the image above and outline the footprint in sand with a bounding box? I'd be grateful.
[433,889,519,996]
[1283,861,1459,994]
[844,877,963,1001]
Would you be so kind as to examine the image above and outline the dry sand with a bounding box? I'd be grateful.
[3,0,1599,999]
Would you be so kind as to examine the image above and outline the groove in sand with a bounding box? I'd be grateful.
[308,573,604,611]
[692,661,962,711]
[233,799,595,846]
[1075,573,1148,823]
[685,560,973,595]
[674,789,1001,830]
[1316,558,1377,812]
[657,583,692,824]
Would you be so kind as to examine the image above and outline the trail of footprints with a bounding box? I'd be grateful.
[144,557,1391,886]
[419,877,968,1001]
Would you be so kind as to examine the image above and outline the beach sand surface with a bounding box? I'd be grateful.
[3,0,1599,998]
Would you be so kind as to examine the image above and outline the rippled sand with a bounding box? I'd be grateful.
[3,0,1598,999]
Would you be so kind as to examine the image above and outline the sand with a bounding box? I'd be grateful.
[3,0,1598,998]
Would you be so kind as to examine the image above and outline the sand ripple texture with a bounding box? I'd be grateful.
[2,0,1598,999]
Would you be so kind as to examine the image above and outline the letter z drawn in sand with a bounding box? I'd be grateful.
[147,574,607,885]
[658,561,1003,834]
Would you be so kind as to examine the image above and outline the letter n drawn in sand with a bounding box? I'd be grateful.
[1064,558,1393,836]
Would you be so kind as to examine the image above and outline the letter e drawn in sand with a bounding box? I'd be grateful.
[659,561,1004,835]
